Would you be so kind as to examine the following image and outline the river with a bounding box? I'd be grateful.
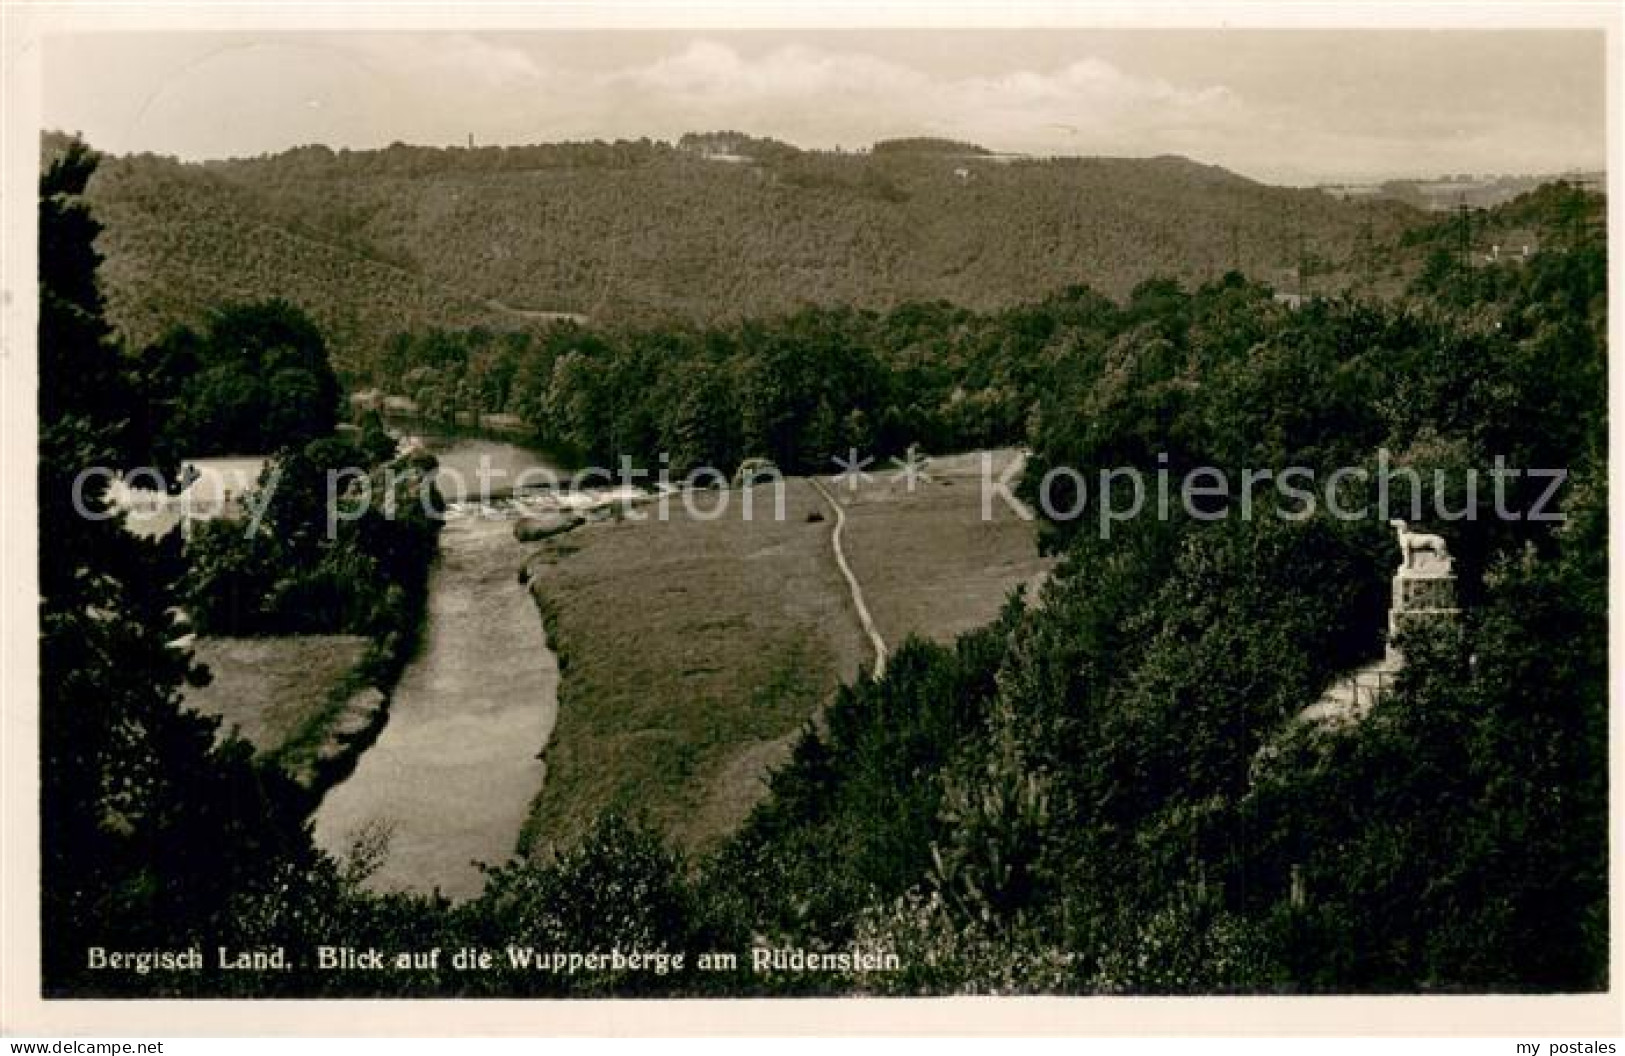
[311,439,564,901]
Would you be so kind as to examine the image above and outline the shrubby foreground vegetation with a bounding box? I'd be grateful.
[40,136,1605,995]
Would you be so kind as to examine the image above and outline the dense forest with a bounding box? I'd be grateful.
[60,130,1422,378]
[39,132,1606,996]
[715,186,1608,992]
[363,178,1602,491]
[371,298,1053,474]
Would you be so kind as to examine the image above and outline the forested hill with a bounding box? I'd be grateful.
[69,131,1422,375]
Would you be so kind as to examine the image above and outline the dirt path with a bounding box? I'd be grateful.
[810,476,888,679]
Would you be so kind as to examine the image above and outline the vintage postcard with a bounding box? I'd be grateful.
[1,0,1620,1039]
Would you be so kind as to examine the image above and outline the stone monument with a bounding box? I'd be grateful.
[1298,519,1461,726]
[1385,519,1458,668]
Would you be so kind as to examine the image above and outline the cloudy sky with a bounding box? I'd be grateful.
[43,30,1605,185]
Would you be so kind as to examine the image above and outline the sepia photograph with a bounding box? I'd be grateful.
[2,0,1620,1039]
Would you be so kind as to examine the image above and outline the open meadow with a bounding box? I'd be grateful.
[835,448,1053,647]
[518,455,1052,855]
[183,635,370,757]
[519,479,865,854]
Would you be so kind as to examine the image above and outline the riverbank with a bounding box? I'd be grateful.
[168,442,441,803]
[182,634,371,765]
[312,511,559,899]
[309,439,566,899]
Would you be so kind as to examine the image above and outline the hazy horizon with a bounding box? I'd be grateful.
[43,30,1606,187]
[41,124,1606,190]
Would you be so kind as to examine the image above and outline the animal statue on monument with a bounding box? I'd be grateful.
[1389,519,1450,574]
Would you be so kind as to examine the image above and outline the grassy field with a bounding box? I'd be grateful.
[519,479,865,855]
[835,448,1054,648]
[183,635,370,756]
[519,452,1053,857]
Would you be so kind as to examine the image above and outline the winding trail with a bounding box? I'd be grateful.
[809,476,888,679]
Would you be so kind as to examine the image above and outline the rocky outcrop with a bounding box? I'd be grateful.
[514,511,583,543]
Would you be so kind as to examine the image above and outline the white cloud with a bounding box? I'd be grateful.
[583,41,1243,155]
